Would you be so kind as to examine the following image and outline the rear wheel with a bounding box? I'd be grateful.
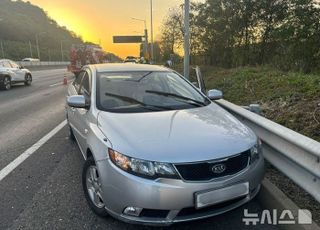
[0,76,11,90]
[24,74,32,86]
[82,157,108,217]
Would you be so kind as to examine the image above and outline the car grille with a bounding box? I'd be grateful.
[174,150,250,181]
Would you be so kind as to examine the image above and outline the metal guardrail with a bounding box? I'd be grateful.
[215,99,320,203]
[16,61,70,67]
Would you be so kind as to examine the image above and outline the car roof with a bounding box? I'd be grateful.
[93,63,171,73]
[0,59,12,62]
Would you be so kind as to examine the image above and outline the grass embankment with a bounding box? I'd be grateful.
[199,66,320,142]
[178,66,320,223]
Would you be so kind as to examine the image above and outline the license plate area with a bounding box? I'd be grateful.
[195,182,249,209]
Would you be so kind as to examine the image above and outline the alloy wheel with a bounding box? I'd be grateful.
[86,166,105,208]
[26,75,31,84]
[25,75,32,85]
[4,77,11,90]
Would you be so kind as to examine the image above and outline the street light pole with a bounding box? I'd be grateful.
[131,18,148,60]
[29,41,33,58]
[35,34,40,60]
[184,0,190,80]
[60,41,64,62]
[48,49,51,62]
[131,17,147,31]
[35,32,46,60]
[150,0,154,63]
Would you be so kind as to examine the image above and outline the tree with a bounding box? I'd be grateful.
[160,7,184,61]
[160,0,320,72]
[256,0,289,64]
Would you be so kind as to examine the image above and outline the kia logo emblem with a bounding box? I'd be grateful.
[212,164,226,174]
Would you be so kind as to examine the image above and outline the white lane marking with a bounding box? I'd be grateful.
[32,68,67,74]
[49,80,69,87]
[32,70,70,79]
[49,82,63,87]
[0,120,67,182]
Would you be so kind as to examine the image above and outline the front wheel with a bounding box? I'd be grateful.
[82,157,108,217]
[68,124,75,141]
[24,74,32,86]
[0,76,11,90]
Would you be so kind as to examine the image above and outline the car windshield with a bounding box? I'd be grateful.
[96,71,211,113]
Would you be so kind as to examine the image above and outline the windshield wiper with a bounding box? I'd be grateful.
[145,90,207,107]
[104,92,173,111]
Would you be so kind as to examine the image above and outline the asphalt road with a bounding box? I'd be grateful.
[0,69,279,230]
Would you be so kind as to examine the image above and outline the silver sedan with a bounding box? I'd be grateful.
[66,63,264,226]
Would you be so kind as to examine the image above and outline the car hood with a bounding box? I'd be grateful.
[97,103,256,163]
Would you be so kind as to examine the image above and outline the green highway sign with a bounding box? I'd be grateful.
[113,36,143,43]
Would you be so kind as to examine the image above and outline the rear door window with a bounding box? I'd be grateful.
[9,61,19,68]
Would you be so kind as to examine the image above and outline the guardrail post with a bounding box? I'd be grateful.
[241,104,261,115]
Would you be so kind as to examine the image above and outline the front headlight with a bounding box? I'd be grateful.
[108,149,179,179]
[250,138,262,164]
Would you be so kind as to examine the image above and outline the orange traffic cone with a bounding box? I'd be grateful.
[63,75,68,85]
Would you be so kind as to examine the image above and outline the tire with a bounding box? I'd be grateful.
[0,76,11,90]
[82,157,108,217]
[24,74,32,86]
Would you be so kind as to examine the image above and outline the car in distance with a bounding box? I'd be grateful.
[124,56,138,63]
[21,58,40,62]
[0,59,32,90]
[66,63,264,226]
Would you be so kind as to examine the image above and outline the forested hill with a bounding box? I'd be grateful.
[0,0,81,61]
[0,0,82,45]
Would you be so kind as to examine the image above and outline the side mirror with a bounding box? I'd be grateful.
[208,89,223,100]
[67,95,90,109]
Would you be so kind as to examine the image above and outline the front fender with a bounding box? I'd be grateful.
[86,122,113,162]
[0,73,10,82]
[23,69,32,76]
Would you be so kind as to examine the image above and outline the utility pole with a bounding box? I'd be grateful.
[60,41,64,61]
[183,0,190,80]
[150,0,154,63]
[0,41,4,58]
[29,41,33,58]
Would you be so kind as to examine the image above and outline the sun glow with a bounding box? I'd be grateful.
[24,0,204,58]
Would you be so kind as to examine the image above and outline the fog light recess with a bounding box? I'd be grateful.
[123,207,143,217]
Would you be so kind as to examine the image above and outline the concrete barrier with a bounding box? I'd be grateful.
[17,61,70,66]
[17,61,70,71]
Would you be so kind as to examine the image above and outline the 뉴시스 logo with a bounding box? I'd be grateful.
[243,209,313,225]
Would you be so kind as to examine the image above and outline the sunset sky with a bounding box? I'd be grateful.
[25,0,203,58]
